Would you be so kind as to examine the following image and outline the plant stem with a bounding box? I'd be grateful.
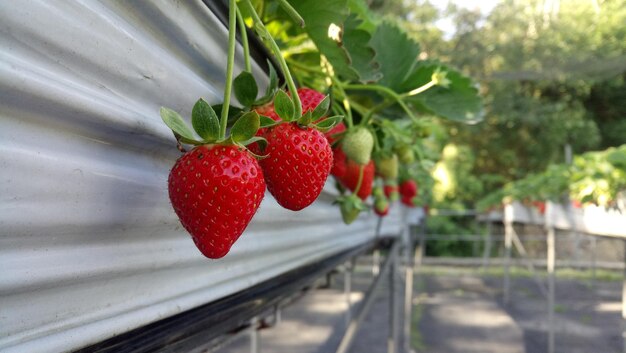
[236,6,251,72]
[343,83,419,123]
[331,77,353,128]
[402,79,436,97]
[276,0,305,27]
[220,0,238,140]
[243,0,302,118]
[354,165,365,195]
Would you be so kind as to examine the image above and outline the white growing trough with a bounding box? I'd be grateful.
[0,2,411,352]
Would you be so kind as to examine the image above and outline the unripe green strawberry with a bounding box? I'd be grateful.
[341,127,374,165]
[337,194,365,225]
[374,195,390,217]
[376,154,398,180]
[396,145,414,164]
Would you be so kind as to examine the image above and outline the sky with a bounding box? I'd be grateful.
[430,0,501,37]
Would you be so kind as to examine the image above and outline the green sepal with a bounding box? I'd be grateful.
[297,111,313,126]
[314,115,343,132]
[274,90,295,121]
[239,136,267,149]
[191,99,220,141]
[311,95,330,121]
[230,111,260,143]
[260,115,280,128]
[176,133,205,146]
[233,71,259,108]
[160,107,197,141]
[334,194,366,225]
[242,144,269,160]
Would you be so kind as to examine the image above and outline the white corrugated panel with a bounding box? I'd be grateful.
[0,1,405,352]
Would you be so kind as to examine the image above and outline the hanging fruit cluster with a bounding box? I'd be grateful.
[159,0,482,259]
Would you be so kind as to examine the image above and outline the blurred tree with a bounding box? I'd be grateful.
[369,0,626,198]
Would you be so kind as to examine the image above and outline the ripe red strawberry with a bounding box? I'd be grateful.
[384,183,400,202]
[297,88,326,114]
[399,179,418,199]
[168,145,265,259]
[332,148,374,200]
[260,122,332,210]
[401,195,417,208]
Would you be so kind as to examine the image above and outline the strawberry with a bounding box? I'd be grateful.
[396,144,415,164]
[260,122,332,210]
[168,145,265,259]
[297,88,326,113]
[399,179,418,199]
[384,181,400,202]
[336,194,365,224]
[374,197,390,216]
[376,154,398,180]
[332,148,374,200]
[341,127,374,165]
[401,195,417,208]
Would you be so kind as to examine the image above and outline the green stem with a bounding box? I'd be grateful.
[354,165,365,195]
[276,0,305,27]
[243,0,302,118]
[236,7,251,72]
[331,77,353,128]
[286,58,324,74]
[343,83,419,123]
[401,79,436,97]
[220,0,238,140]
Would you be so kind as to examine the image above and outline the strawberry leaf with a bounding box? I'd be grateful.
[402,62,483,123]
[289,0,379,83]
[234,71,259,108]
[191,99,220,141]
[370,22,420,91]
[274,90,295,121]
[260,115,280,128]
[160,107,197,141]
[230,111,260,143]
[240,136,267,149]
[314,115,343,132]
[311,95,331,121]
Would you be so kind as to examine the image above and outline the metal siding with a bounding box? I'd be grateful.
[0,1,405,352]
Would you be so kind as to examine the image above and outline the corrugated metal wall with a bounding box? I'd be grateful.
[0,1,405,352]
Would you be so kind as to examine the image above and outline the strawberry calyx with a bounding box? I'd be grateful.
[160,98,268,159]
[334,194,366,225]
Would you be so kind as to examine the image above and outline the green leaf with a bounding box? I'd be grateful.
[274,90,295,121]
[260,115,280,128]
[289,0,379,83]
[233,71,259,108]
[230,111,260,143]
[191,99,220,141]
[160,107,197,141]
[403,63,483,123]
[342,14,382,83]
[311,95,330,121]
[314,115,343,132]
[370,22,420,91]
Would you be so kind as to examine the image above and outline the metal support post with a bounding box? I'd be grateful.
[547,226,556,353]
[373,250,380,276]
[344,261,353,327]
[503,204,513,305]
[250,316,259,353]
[403,208,415,353]
[388,248,397,353]
[336,241,400,353]
[591,235,597,288]
[482,221,493,270]
[622,240,626,353]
